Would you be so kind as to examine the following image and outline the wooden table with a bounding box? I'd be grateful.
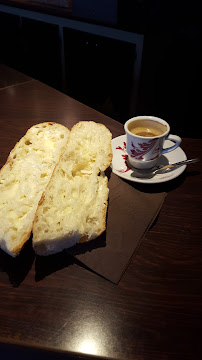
[0,65,202,360]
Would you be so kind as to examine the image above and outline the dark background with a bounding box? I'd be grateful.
[0,0,201,138]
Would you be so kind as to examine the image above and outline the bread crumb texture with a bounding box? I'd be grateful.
[33,121,112,256]
[0,122,69,256]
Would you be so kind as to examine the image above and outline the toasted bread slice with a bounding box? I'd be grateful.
[33,121,112,255]
[0,122,69,256]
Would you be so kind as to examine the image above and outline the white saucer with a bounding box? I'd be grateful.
[111,135,187,184]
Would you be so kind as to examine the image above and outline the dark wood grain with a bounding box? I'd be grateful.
[0,65,202,360]
[0,64,33,89]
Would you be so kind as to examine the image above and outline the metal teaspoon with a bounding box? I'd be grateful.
[132,158,200,179]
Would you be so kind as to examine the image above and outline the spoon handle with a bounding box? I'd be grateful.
[168,158,200,168]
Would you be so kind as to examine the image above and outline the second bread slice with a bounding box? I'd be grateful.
[32,121,112,255]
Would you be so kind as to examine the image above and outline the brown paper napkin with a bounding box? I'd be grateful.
[68,173,166,284]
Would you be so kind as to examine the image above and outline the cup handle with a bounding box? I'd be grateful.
[162,134,182,154]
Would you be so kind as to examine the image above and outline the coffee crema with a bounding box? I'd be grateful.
[128,119,167,137]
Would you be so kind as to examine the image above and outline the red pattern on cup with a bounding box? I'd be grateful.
[130,139,157,160]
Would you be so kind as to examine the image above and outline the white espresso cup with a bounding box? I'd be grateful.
[124,116,181,169]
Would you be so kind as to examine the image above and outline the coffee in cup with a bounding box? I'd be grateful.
[124,116,181,170]
[128,119,167,137]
